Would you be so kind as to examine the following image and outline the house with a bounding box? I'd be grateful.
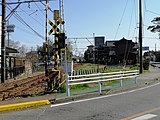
[85,37,138,65]
[113,37,138,65]
[0,47,20,80]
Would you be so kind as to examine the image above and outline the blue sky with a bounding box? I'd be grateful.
[1,0,160,53]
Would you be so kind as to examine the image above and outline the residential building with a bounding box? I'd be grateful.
[85,37,138,65]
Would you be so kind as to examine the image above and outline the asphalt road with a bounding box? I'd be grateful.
[1,81,160,120]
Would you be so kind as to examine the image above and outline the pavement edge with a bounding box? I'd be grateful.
[0,100,50,112]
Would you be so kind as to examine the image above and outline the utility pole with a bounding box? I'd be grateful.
[59,0,65,66]
[1,0,50,82]
[1,0,6,83]
[139,0,143,74]
[45,0,48,76]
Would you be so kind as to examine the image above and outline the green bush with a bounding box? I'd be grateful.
[59,83,66,93]
[143,59,150,70]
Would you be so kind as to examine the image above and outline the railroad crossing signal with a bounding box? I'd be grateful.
[55,33,66,49]
[48,18,65,70]
[48,19,65,35]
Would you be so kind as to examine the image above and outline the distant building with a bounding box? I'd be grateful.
[85,37,138,65]
[95,37,105,46]
[113,37,138,65]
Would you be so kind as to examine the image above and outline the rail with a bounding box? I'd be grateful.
[66,70,139,96]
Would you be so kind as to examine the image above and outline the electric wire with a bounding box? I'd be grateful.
[6,8,36,36]
[6,5,45,40]
[18,7,45,27]
[114,0,129,40]
[8,0,45,27]
[132,0,138,42]
[124,0,139,66]
[127,0,135,38]
[40,1,53,12]
[144,0,160,16]
[125,1,139,66]
[34,2,47,23]
[34,2,45,16]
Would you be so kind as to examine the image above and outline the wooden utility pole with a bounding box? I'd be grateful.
[139,0,143,74]
[1,0,6,83]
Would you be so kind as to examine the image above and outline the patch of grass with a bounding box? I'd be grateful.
[74,63,105,70]
[71,84,90,91]
[144,70,150,72]
[102,80,119,86]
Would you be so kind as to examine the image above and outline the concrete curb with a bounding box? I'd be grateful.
[0,100,50,112]
[1,73,160,113]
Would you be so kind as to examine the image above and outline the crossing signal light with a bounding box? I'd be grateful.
[55,33,66,49]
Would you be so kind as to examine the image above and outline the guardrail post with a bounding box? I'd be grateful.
[98,73,102,94]
[98,80,102,94]
[66,75,70,96]
[134,71,137,84]
[120,71,123,87]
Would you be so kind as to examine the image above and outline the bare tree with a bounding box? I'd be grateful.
[8,40,28,58]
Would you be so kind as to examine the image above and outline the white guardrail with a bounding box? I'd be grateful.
[66,70,139,96]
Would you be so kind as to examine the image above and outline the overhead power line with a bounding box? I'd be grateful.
[114,0,129,40]
[5,0,52,5]
[18,7,45,27]
[7,6,45,40]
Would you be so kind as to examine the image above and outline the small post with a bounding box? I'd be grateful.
[98,80,102,94]
[134,71,137,84]
[120,71,123,87]
[98,73,102,94]
[66,75,70,96]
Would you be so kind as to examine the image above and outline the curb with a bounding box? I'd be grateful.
[1,75,160,112]
[0,100,50,112]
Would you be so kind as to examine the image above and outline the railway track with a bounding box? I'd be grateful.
[0,73,47,101]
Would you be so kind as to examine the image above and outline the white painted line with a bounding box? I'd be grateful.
[131,114,157,120]
[51,82,160,108]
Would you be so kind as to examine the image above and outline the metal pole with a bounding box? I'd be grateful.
[139,0,143,74]
[65,45,68,74]
[66,75,70,96]
[45,0,48,76]
[7,21,9,47]
[93,33,95,64]
[59,0,62,67]
[1,0,6,83]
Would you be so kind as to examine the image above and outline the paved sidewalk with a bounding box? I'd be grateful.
[137,65,160,84]
[0,65,160,108]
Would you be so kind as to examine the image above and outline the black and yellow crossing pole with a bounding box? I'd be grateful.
[54,10,60,70]
[47,10,65,91]
[45,0,48,76]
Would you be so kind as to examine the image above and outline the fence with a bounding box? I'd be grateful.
[66,70,139,96]
[72,68,106,76]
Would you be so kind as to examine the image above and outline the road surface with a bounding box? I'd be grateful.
[1,81,160,120]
